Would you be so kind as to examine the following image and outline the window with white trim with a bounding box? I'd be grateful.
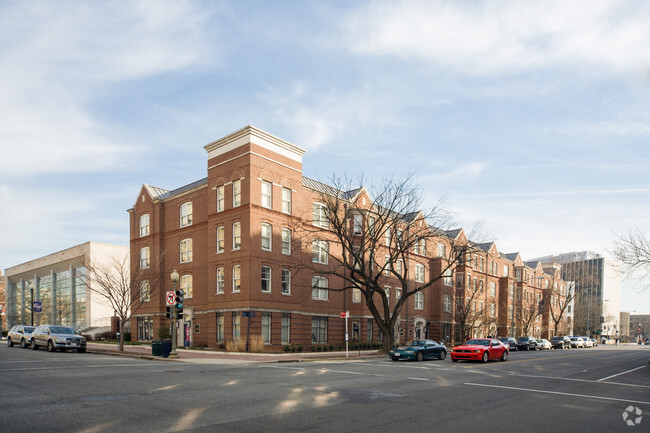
[352,287,361,303]
[489,282,496,297]
[217,185,225,212]
[139,280,150,302]
[233,179,241,207]
[503,265,509,277]
[281,313,290,344]
[415,264,425,283]
[261,181,272,209]
[444,294,452,312]
[414,292,424,310]
[216,313,224,342]
[384,255,391,276]
[233,313,240,341]
[216,267,224,294]
[139,247,150,269]
[443,268,452,286]
[312,275,328,300]
[437,243,446,257]
[385,227,391,246]
[312,203,328,228]
[282,187,291,214]
[281,228,291,255]
[311,316,327,343]
[232,265,241,293]
[181,274,193,298]
[281,269,291,295]
[233,222,241,250]
[353,214,362,235]
[312,240,328,264]
[180,238,192,263]
[262,313,271,344]
[180,202,192,227]
[261,266,271,292]
[384,286,390,306]
[217,226,225,253]
[261,223,272,251]
[139,214,150,237]
[489,303,496,318]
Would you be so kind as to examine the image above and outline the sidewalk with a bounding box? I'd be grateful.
[86,342,384,364]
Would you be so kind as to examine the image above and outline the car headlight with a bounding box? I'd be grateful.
[472,350,481,353]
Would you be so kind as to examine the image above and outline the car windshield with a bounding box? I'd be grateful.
[50,326,76,334]
[410,340,428,346]
[518,337,528,342]
[465,339,489,346]
[571,337,578,341]
[24,327,36,332]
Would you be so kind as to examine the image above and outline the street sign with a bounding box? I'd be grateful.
[166,291,176,306]
[242,311,256,318]
[340,312,348,318]
[33,301,42,312]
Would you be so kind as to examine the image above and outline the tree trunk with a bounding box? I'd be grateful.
[118,319,125,352]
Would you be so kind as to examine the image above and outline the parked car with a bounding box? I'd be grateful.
[30,325,87,353]
[7,325,36,348]
[499,337,518,351]
[550,336,571,349]
[569,336,585,348]
[590,338,598,347]
[537,339,553,350]
[516,336,538,351]
[451,338,508,363]
[389,339,447,361]
[582,337,594,348]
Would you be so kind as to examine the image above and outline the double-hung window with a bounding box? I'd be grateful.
[261,266,271,292]
[139,214,150,237]
[181,275,193,298]
[282,188,292,214]
[312,203,328,228]
[312,276,328,300]
[444,294,452,312]
[217,186,225,212]
[261,181,272,209]
[311,317,327,343]
[180,239,192,263]
[232,265,241,292]
[139,280,150,302]
[180,202,192,227]
[262,313,271,343]
[415,264,425,283]
[437,243,446,258]
[139,247,150,269]
[281,269,291,295]
[233,179,241,207]
[443,268,452,286]
[233,222,241,250]
[281,314,290,344]
[414,292,424,310]
[281,228,291,255]
[312,240,328,264]
[216,267,225,294]
[261,223,272,251]
[353,214,362,235]
[217,226,225,253]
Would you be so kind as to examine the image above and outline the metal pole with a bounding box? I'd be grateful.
[31,287,34,326]
[345,311,349,357]
[170,281,178,358]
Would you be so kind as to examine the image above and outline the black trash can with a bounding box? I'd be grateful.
[151,340,162,357]
[161,339,172,358]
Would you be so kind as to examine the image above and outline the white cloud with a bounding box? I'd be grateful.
[340,0,650,76]
[0,0,219,179]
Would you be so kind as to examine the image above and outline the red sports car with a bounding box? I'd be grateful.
[450,338,509,363]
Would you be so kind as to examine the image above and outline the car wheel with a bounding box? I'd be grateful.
[482,351,489,363]
[21,339,28,348]
[438,350,447,360]
[526,345,529,351]
[47,340,55,352]
[416,351,424,362]
[500,350,508,361]
[7,337,13,347]
[31,340,38,350]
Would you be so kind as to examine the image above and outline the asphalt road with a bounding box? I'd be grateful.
[1,343,648,432]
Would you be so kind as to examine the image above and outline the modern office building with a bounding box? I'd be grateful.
[533,251,621,338]
[619,311,630,340]
[4,242,129,330]
[129,125,568,350]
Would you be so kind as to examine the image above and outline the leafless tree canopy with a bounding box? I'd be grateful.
[298,174,477,352]
[613,229,650,285]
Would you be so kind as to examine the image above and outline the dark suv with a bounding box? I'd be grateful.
[550,336,571,349]
[499,337,518,351]
[516,336,538,351]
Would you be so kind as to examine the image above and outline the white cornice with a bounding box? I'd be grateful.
[204,125,306,163]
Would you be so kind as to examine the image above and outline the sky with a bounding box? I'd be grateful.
[1,0,649,312]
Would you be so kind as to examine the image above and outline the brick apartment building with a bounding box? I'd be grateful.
[129,126,569,350]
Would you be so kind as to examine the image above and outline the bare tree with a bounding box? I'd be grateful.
[83,253,162,351]
[454,279,485,342]
[519,304,539,337]
[613,229,650,287]
[298,174,475,353]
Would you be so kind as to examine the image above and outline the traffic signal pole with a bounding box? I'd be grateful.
[169,303,178,358]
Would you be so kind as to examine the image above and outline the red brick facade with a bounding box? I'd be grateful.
[128,126,569,350]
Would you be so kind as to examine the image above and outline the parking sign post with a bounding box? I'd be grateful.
[341,311,349,357]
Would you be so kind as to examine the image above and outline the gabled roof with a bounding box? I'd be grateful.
[503,252,520,261]
[476,242,495,253]
[445,228,463,239]
[302,176,361,200]
[143,178,208,201]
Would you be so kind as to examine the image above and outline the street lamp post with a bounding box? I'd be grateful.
[29,281,35,326]
[170,270,179,358]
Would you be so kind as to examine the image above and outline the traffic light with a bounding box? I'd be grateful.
[165,306,173,319]
[175,289,184,315]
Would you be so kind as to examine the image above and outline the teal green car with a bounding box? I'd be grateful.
[389,339,447,361]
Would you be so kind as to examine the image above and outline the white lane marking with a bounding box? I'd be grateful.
[597,365,646,382]
[2,363,173,372]
[408,377,430,381]
[513,373,650,389]
[465,383,650,406]
[266,365,386,377]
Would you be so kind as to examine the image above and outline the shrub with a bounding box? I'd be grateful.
[158,326,171,340]
[283,344,291,352]
[249,335,266,353]
[123,332,131,342]
[297,344,303,352]
[225,339,246,352]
